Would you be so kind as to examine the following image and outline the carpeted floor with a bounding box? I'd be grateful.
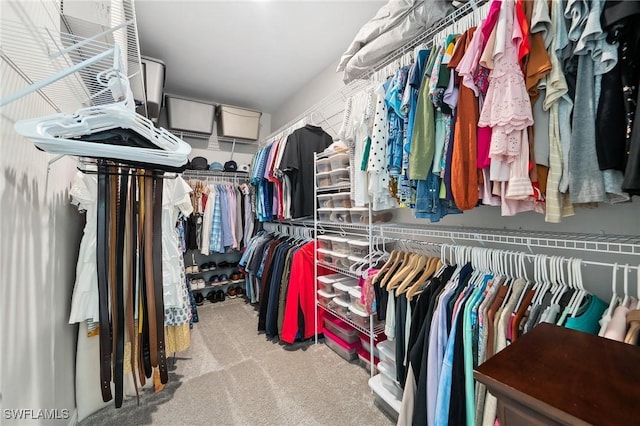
[80,298,394,425]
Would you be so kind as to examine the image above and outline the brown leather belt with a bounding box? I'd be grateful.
[114,168,128,407]
[125,171,140,403]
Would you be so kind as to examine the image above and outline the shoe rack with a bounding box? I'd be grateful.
[185,249,247,305]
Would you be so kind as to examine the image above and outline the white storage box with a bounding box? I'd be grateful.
[377,340,396,365]
[333,281,359,301]
[377,361,402,399]
[317,248,334,264]
[317,208,332,222]
[316,235,333,250]
[317,275,338,293]
[317,289,336,308]
[349,208,393,224]
[324,315,359,344]
[167,95,216,135]
[317,158,331,173]
[349,286,366,312]
[333,192,353,208]
[216,104,262,140]
[317,194,334,208]
[348,240,369,257]
[360,333,385,358]
[329,153,350,170]
[349,304,377,329]
[324,328,360,361]
[331,296,351,318]
[330,168,350,186]
[331,208,351,223]
[317,171,332,188]
[329,237,349,254]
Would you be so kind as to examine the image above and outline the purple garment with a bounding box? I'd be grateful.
[218,185,234,249]
[443,70,459,110]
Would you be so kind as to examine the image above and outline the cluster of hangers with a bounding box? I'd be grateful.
[10,43,191,170]
[263,222,314,242]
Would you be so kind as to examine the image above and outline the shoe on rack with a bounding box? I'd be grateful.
[207,291,217,303]
[235,286,245,297]
[230,272,242,281]
[198,278,206,290]
[208,261,217,270]
[210,275,220,285]
[189,278,199,289]
[227,287,237,299]
[195,293,204,306]
[228,261,238,268]
[216,289,226,302]
[200,263,210,272]
[217,261,230,268]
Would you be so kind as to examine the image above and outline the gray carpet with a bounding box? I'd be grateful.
[80,298,394,425]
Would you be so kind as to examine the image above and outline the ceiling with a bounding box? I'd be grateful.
[134,0,385,114]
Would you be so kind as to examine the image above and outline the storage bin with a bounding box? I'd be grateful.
[317,248,334,265]
[317,208,332,222]
[349,208,394,224]
[347,255,366,272]
[329,153,350,170]
[349,287,366,311]
[317,289,336,308]
[324,315,359,344]
[359,333,386,358]
[330,252,348,268]
[338,255,352,270]
[316,235,333,250]
[323,328,360,361]
[331,297,351,318]
[317,275,338,293]
[330,237,349,254]
[348,239,369,257]
[333,192,353,208]
[330,168,350,186]
[349,305,377,329]
[357,347,379,373]
[331,208,351,223]
[317,158,331,173]
[377,340,396,365]
[377,361,403,399]
[317,171,332,188]
[216,104,262,140]
[332,281,359,301]
[317,194,334,208]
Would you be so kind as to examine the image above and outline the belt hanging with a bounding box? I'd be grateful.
[114,168,128,407]
[96,163,113,402]
[139,174,152,379]
[125,171,140,404]
[152,172,168,384]
[143,173,158,368]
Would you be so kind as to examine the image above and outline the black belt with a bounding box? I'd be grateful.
[114,168,128,407]
[140,174,153,379]
[152,172,168,384]
[96,163,113,402]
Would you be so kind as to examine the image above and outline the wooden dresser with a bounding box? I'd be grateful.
[474,323,640,426]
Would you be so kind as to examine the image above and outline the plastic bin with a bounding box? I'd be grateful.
[377,361,403,399]
[317,275,338,293]
[333,281,359,301]
[357,347,379,372]
[317,171,332,188]
[324,315,359,344]
[347,255,366,272]
[331,297,351,318]
[329,251,348,268]
[359,333,386,358]
[323,328,360,361]
[348,287,366,312]
[317,289,335,308]
[331,209,351,223]
[329,152,349,170]
[377,340,396,365]
[316,235,333,250]
[317,248,334,265]
[349,208,394,224]
[330,237,349,254]
[317,158,331,173]
[349,304,377,329]
[330,168,350,186]
[348,240,369,257]
[317,194,334,208]
[333,192,353,208]
[317,208,332,222]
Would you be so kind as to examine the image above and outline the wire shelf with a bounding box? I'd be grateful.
[1,0,145,113]
[317,221,370,233]
[318,304,386,338]
[375,224,640,257]
[317,261,360,279]
[182,170,250,182]
[317,183,352,194]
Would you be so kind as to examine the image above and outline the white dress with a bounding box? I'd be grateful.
[69,172,99,324]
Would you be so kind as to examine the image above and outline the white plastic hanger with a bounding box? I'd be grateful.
[15,70,190,168]
[621,264,631,307]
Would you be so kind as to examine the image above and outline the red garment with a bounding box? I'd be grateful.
[516,0,530,63]
[201,192,208,211]
[281,242,325,344]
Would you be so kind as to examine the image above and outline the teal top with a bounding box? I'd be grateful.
[565,295,608,334]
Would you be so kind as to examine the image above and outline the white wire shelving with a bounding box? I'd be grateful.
[318,304,385,338]
[317,183,352,194]
[317,261,360,280]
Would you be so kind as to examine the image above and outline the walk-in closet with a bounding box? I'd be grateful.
[2,0,639,425]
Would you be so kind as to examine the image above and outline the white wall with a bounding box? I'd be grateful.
[0,3,82,425]
[271,60,344,131]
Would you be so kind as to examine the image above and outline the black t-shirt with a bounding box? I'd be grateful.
[279,125,333,218]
